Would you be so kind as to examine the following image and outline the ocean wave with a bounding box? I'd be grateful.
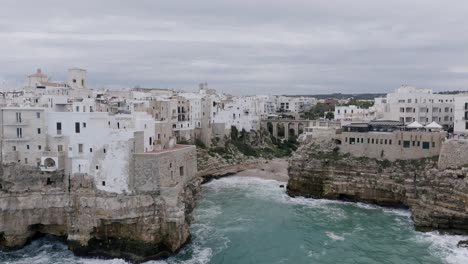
[414,232,468,264]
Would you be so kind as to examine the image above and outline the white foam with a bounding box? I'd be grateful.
[413,231,468,264]
[325,231,346,241]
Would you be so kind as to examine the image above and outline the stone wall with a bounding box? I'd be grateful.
[438,139,468,169]
[338,131,446,161]
[132,145,197,193]
[0,163,65,192]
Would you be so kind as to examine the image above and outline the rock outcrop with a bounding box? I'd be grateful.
[0,164,203,263]
[288,140,468,234]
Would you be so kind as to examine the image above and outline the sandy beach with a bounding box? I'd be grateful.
[233,158,289,182]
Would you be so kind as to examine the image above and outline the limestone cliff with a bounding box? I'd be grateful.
[288,140,468,234]
[0,163,203,263]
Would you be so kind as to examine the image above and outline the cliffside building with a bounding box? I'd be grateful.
[338,120,446,161]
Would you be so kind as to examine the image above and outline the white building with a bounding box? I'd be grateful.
[334,105,376,122]
[375,85,455,128]
[453,95,468,134]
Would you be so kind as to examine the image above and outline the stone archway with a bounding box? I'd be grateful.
[267,122,274,135]
[298,123,305,134]
[288,122,296,138]
[277,123,285,138]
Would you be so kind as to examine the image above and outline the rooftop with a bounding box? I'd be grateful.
[145,144,194,154]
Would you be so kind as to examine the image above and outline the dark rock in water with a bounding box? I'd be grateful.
[457,240,468,248]
[279,185,285,188]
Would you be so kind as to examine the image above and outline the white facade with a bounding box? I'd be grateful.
[375,86,455,128]
[453,95,468,134]
[334,105,376,121]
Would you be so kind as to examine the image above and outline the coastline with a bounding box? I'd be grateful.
[197,158,289,183]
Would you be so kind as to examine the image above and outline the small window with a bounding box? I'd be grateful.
[103,149,106,153]
[179,166,184,176]
[432,142,436,148]
[38,145,42,150]
[90,148,93,153]
[96,165,99,170]
[37,128,41,134]
[403,141,410,148]
[75,122,80,133]
[102,181,105,186]
[83,122,86,128]
[78,144,83,153]
[58,145,63,152]
[26,145,30,150]
[36,112,41,118]
[422,142,430,149]
[12,146,16,151]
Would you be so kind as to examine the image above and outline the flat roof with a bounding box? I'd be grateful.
[144,144,194,154]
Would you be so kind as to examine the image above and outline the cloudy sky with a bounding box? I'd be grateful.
[1,0,468,95]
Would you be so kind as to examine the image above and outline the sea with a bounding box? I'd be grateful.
[1,176,468,264]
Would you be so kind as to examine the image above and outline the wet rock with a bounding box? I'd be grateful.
[457,240,468,248]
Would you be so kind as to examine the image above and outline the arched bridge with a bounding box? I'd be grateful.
[261,119,341,139]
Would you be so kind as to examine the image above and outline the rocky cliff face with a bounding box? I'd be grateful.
[288,140,468,234]
[0,164,203,263]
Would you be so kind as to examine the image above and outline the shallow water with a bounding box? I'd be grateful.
[1,176,468,264]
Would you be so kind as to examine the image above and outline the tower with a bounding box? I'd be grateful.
[67,68,87,89]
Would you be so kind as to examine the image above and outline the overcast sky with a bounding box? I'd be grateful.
[1,0,468,95]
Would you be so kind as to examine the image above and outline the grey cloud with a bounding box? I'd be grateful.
[1,0,468,94]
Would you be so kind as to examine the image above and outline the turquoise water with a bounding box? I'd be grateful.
[1,176,468,264]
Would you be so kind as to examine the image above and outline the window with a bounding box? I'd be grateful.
[38,145,42,150]
[403,141,410,148]
[83,122,86,128]
[389,140,392,145]
[180,166,184,176]
[422,142,430,149]
[16,112,22,123]
[36,112,41,118]
[56,122,62,135]
[12,146,16,151]
[78,144,83,153]
[96,165,99,170]
[16,127,22,138]
[103,149,106,153]
[58,145,63,152]
[90,148,93,153]
[75,122,80,133]
[371,138,375,144]
[102,181,105,186]
[27,145,30,150]
[432,142,436,148]
[37,128,41,134]
[76,106,79,112]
